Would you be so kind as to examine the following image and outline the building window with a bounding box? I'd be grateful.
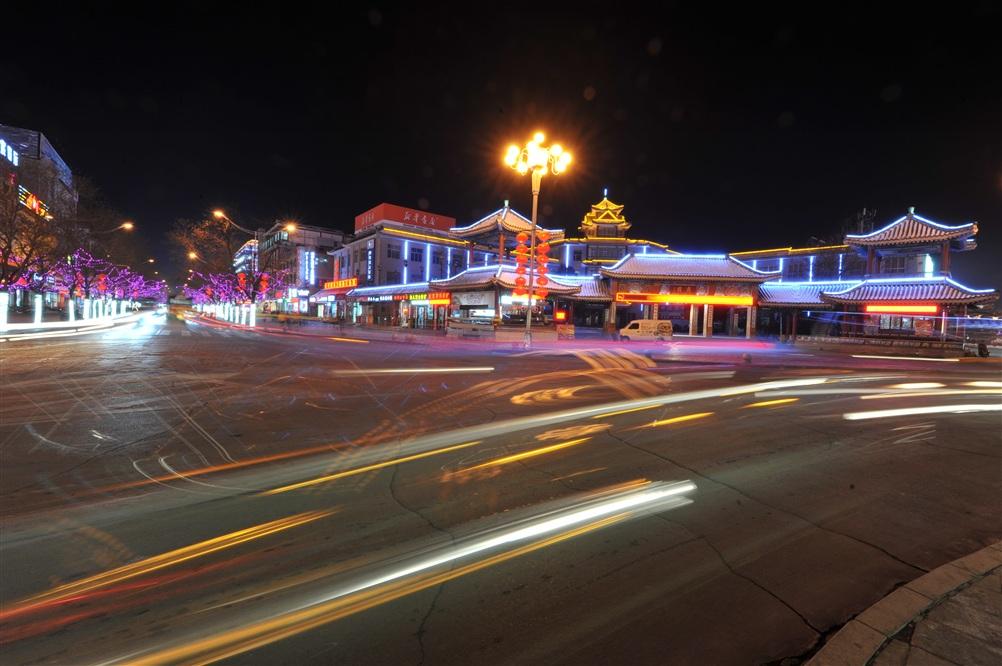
[573,250,583,262]
[386,270,401,283]
[756,259,780,273]
[882,256,906,274]
[786,258,808,280]
[387,244,400,259]
[432,250,444,265]
[409,247,423,262]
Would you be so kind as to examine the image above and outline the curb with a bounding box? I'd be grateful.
[807,541,1002,665]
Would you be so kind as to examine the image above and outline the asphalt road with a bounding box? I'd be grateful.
[1,311,999,665]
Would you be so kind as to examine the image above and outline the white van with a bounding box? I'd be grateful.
[619,319,673,341]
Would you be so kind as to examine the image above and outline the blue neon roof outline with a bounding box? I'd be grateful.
[845,213,975,239]
[820,276,995,296]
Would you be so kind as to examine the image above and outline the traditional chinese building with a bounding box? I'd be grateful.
[735,208,996,338]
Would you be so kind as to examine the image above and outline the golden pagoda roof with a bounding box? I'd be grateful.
[580,195,631,235]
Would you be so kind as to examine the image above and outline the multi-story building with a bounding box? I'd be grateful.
[255,222,348,313]
[0,124,77,221]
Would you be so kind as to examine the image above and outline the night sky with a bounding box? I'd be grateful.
[3,2,1000,285]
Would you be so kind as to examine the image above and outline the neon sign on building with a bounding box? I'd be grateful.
[18,186,52,219]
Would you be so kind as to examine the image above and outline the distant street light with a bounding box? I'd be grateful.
[147,258,155,263]
[188,251,198,260]
[503,131,572,349]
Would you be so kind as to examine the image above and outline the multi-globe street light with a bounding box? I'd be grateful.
[503,132,572,348]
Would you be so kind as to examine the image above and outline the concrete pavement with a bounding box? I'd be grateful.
[811,542,1002,665]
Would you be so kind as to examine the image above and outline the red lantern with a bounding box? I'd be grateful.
[515,243,528,254]
[537,276,549,287]
[515,276,527,287]
[515,265,526,274]
[537,264,548,275]
[537,229,550,242]
[515,253,528,264]
[516,232,529,244]
[536,289,548,299]
[537,242,550,255]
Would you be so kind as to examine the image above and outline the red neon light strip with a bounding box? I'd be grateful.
[864,304,939,314]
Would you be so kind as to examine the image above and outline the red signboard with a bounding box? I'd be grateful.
[354,203,456,233]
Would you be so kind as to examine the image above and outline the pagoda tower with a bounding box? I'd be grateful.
[579,189,631,239]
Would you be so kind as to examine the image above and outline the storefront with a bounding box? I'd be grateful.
[346,283,451,328]
[310,277,359,319]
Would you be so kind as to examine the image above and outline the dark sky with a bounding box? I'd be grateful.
[3,2,1000,285]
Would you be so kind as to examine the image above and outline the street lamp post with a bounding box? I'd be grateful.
[504,132,572,349]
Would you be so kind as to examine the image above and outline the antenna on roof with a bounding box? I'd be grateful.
[603,188,608,197]
[504,199,509,208]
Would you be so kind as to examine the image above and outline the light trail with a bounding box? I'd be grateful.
[860,389,1002,400]
[330,366,495,375]
[452,437,591,474]
[108,481,696,666]
[591,404,662,419]
[261,441,481,495]
[851,354,960,362]
[967,381,1002,388]
[888,382,945,389]
[327,336,370,344]
[743,398,799,408]
[642,412,714,428]
[843,404,1002,421]
[1,509,334,621]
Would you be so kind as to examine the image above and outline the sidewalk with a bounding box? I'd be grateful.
[810,541,1002,665]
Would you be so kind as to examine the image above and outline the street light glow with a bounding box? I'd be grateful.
[188,252,198,260]
[121,222,134,230]
[503,131,573,349]
[212,209,226,219]
[284,223,297,232]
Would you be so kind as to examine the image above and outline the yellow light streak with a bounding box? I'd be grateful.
[743,398,800,408]
[262,441,481,495]
[327,336,370,344]
[590,403,663,419]
[966,381,1002,388]
[843,404,1002,420]
[888,382,945,389]
[454,437,591,474]
[6,510,334,614]
[643,412,714,428]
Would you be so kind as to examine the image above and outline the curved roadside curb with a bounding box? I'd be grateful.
[808,541,1002,665]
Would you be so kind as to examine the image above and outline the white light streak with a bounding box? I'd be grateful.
[852,355,960,363]
[843,404,1002,421]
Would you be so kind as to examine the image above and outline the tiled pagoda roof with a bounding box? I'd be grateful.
[820,277,997,305]
[601,254,779,282]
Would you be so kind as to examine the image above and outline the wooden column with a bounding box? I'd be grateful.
[498,233,505,264]
[791,309,799,343]
[703,304,714,337]
[866,247,875,275]
[689,304,698,335]
[607,301,618,335]
[941,241,951,275]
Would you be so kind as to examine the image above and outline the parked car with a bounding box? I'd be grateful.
[619,319,673,341]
